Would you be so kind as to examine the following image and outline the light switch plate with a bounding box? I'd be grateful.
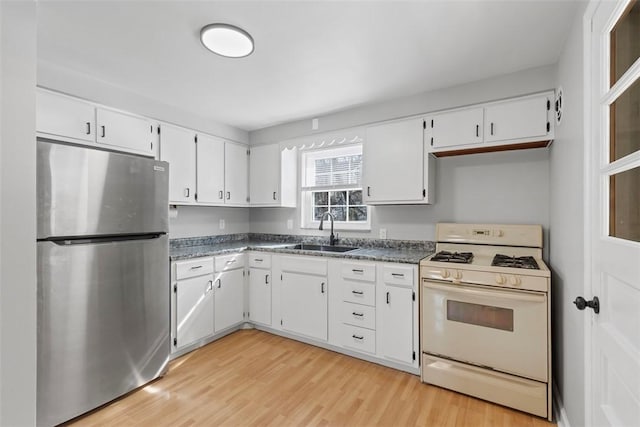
[219,219,225,230]
[379,228,387,239]
[287,219,294,230]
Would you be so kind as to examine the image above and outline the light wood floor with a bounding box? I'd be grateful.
[70,329,555,426]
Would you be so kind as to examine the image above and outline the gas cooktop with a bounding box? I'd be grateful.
[491,254,540,269]
[430,251,474,264]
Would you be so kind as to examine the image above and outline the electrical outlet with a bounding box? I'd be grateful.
[379,228,387,239]
[287,219,294,230]
[219,219,225,230]
[312,118,319,130]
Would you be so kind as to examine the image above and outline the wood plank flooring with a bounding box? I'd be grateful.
[69,330,555,426]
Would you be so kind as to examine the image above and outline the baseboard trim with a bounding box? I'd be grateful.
[553,382,571,427]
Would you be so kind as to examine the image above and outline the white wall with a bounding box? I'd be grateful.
[169,206,250,239]
[251,149,550,245]
[0,2,37,425]
[251,65,556,145]
[37,60,249,145]
[250,67,553,250]
[550,3,588,426]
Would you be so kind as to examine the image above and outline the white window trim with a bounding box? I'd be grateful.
[299,144,371,231]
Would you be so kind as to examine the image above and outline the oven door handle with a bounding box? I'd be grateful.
[423,281,546,303]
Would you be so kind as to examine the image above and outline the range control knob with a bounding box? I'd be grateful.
[454,270,462,280]
[441,269,450,279]
[510,275,522,286]
[495,274,506,285]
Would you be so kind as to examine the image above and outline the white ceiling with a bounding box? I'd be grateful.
[37,1,583,131]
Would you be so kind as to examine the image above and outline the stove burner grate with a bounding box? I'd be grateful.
[431,251,474,264]
[492,254,540,269]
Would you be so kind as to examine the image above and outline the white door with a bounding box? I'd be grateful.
[214,269,245,332]
[429,107,484,149]
[380,284,414,365]
[224,142,249,206]
[483,95,549,143]
[363,118,424,203]
[249,144,280,206]
[96,108,155,156]
[36,89,95,143]
[159,124,196,204]
[281,272,327,341]
[588,2,640,426]
[175,276,214,350]
[249,267,271,326]
[196,134,225,204]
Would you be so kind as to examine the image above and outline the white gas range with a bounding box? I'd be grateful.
[419,223,551,420]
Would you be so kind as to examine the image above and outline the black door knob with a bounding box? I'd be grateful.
[573,296,600,314]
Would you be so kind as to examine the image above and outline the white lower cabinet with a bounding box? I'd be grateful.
[279,256,328,341]
[248,253,272,326]
[171,257,215,351]
[377,264,417,366]
[214,254,246,332]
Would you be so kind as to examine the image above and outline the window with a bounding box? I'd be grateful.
[301,145,370,230]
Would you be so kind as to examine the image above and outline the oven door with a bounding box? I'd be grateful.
[422,279,547,382]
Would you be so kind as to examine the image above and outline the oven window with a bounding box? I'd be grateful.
[447,300,514,332]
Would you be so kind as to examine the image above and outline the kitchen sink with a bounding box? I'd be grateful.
[289,243,359,253]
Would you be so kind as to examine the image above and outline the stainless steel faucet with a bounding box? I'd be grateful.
[319,211,338,246]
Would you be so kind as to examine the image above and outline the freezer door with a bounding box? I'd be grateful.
[37,235,170,427]
[37,140,169,239]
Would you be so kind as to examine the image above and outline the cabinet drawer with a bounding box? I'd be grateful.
[281,256,327,276]
[341,302,376,330]
[341,325,376,354]
[382,265,414,288]
[249,253,271,269]
[343,281,375,306]
[341,262,375,282]
[215,253,245,272]
[175,257,214,280]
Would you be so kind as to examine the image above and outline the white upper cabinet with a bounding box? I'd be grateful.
[428,107,484,149]
[484,94,550,143]
[96,108,155,156]
[36,89,95,143]
[427,91,554,156]
[196,134,225,204]
[224,142,249,206]
[159,124,196,204]
[363,118,435,205]
[249,144,297,207]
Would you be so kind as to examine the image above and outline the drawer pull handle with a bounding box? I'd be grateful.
[352,312,364,317]
[101,125,106,138]
[352,334,364,340]
[391,273,405,278]
[352,290,364,295]
[254,259,263,262]
[190,265,203,270]
[86,122,91,135]
[226,191,231,200]
[273,191,277,200]
[321,282,325,294]
[265,274,269,285]
[205,280,213,293]
[226,260,237,264]
[386,291,390,304]
[352,269,364,273]
[218,190,224,199]
[216,279,221,288]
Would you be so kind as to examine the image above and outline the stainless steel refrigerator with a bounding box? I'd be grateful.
[36,140,170,426]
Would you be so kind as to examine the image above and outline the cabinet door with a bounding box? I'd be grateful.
[281,272,327,341]
[36,90,95,143]
[249,267,271,326]
[249,144,280,206]
[96,108,155,156]
[363,118,424,203]
[214,269,245,332]
[379,285,413,364]
[225,142,249,206]
[196,134,225,204]
[175,275,214,350]
[430,107,484,149]
[484,95,549,143]
[159,124,196,204]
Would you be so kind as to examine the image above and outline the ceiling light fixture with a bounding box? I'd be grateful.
[200,23,254,58]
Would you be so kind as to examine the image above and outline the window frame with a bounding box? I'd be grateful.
[299,144,371,231]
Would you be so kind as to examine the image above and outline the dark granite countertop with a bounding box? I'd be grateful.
[170,234,435,264]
